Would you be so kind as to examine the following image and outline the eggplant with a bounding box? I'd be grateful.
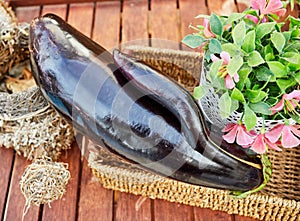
[113,50,261,163]
[30,13,263,191]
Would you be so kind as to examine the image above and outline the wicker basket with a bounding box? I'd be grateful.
[88,46,300,221]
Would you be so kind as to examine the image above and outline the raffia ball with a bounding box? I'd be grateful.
[20,158,71,207]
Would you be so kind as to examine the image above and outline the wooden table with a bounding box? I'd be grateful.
[1,0,259,220]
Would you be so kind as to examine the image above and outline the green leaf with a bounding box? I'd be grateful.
[256,22,276,39]
[276,79,297,92]
[249,102,272,115]
[231,87,245,103]
[267,61,288,78]
[282,52,300,64]
[245,78,251,89]
[247,51,265,67]
[208,59,223,81]
[209,39,222,54]
[236,65,252,89]
[290,115,300,124]
[182,34,205,49]
[225,13,245,25]
[242,30,255,53]
[256,66,275,82]
[209,14,223,36]
[193,86,208,99]
[290,16,300,27]
[222,43,240,57]
[227,56,243,76]
[294,72,300,84]
[264,44,275,61]
[271,32,285,53]
[219,92,232,119]
[231,98,239,113]
[244,104,257,131]
[232,20,246,46]
[245,89,268,103]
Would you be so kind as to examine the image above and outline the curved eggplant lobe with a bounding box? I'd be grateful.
[30,13,263,191]
[113,50,260,163]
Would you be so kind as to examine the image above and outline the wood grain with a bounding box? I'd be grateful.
[236,0,251,12]
[41,3,67,19]
[121,0,149,47]
[3,155,40,221]
[0,148,14,219]
[41,144,80,221]
[153,199,194,221]
[78,159,113,221]
[235,215,260,221]
[15,6,41,22]
[8,0,118,7]
[93,1,121,50]
[67,2,94,37]
[194,208,234,221]
[206,0,237,15]
[150,0,180,49]
[179,0,208,37]
[114,192,151,221]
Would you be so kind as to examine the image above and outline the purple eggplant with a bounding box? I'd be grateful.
[30,14,263,191]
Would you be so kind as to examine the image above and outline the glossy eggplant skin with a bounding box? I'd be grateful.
[30,14,263,191]
[113,50,261,163]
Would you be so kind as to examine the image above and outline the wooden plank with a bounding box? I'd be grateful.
[206,0,237,15]
[42,143,81,221]
[153,199,194,221]
[114,192,151,221]
[150,0,180,49]
[15,6,41,22]
[3,155,40,221]
[41,3,67,19]
[194,208,234,221]
[0,148,14,219]
[236,0,251,12]
[78,159,113,221]
[93,1,121,50]
[2,6,41,221]
[235,215,259,221]
[8,0,119,7]
[67,2,94,37]
[179,0,208,37]
[121,0,149,47]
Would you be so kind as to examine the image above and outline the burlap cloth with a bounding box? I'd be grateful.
[88,46,300,221]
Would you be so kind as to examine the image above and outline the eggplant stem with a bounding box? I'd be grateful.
[229,154,272,198]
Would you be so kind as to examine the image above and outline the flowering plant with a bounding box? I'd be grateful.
[183,0,300,154]
[182,0,300,196]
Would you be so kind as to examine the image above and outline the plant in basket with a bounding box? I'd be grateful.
[182,0,300,197]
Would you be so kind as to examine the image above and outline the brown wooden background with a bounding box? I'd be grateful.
[0,0,262,220]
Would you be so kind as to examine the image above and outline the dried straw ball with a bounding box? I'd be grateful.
[20,158,71,211]
[0,87,75,161]
[0,0,29,79]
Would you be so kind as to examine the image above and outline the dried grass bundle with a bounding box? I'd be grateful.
[0,0,29,80]
[20,158,71,215]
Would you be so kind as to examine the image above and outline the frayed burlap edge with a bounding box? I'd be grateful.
[89,151,300,221]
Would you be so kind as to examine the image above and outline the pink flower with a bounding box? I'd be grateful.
[251,133,282,154]
[266,124,300,148]
[245,14,259,24]
[270,90,300,114]
[203,19,215,38]
[211,52,239,89]
[251,0,286,17]
[222,123,256,146]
